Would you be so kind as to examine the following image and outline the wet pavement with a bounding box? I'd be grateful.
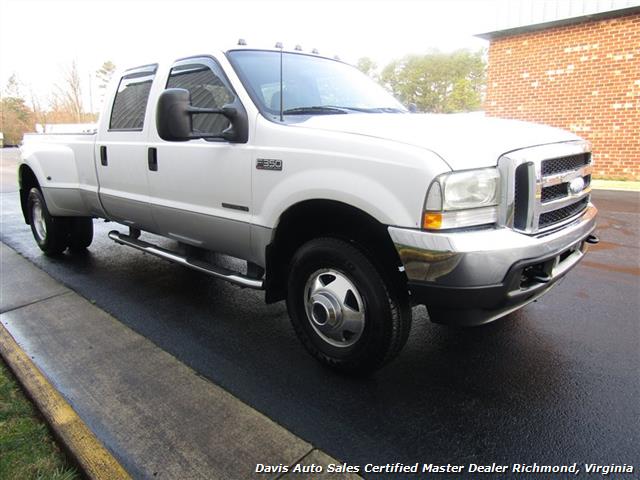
[1,148,638,477]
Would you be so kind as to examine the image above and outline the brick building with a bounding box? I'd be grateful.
[478,4,640,180]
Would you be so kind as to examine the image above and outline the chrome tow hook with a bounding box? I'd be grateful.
[585,234,600,245]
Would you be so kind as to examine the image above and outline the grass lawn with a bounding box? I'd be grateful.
[0,359,79,480]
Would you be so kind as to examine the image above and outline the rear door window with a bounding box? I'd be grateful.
[109,67,156,131]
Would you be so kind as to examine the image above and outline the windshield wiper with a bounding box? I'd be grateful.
[346,106,406,113]
[282,105,407,115]
[377,107,407,113]
[282,106,350,115]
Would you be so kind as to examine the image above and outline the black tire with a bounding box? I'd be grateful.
[27,187,69,255]
[68,217,94,251]
[286,237,411,375]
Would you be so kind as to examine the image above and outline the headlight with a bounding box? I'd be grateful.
[429,168,500,210]
[423,168,500,230]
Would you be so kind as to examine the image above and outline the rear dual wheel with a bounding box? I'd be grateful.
[27,187,93,255]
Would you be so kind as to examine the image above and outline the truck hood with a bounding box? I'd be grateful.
[293,112,581,170]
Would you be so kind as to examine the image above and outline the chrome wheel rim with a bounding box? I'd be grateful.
[303,269,365,348]
[32,200,47,241]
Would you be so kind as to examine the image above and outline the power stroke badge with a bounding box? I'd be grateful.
[256,158,283,171]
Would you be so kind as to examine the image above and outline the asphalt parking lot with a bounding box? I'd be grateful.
[1,148,638,477]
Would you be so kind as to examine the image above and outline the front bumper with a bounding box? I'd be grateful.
[389,205,597,326]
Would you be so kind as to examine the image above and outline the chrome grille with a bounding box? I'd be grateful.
[541,153,590,176]
[539,198,589,229]
[541,183,568,203]
[499,141,592,235]
[541,175,591,203]
[513,163,530,230]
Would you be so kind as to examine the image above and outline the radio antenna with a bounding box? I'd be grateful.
[276,41,284,122]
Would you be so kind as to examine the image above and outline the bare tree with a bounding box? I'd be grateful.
[55,60,84,122]
[47,90,77,124]
[30,88,48,132]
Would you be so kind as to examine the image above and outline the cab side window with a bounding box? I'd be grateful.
[110,69,156,130]
[166,63,234,136]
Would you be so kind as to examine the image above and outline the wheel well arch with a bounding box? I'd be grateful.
[18,164,40,224]
[264,199,406,303]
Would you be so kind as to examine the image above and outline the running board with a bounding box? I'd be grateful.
[108,231,264,289]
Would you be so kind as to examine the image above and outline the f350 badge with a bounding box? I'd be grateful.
[256,158,283,171]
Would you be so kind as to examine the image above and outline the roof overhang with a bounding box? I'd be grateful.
[476,5,640,40]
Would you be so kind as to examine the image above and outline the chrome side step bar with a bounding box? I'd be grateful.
[108,230,264,290]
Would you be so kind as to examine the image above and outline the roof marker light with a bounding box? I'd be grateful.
[237,38,247,46]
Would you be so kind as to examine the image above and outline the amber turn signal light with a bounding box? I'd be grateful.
[423,212,442,230]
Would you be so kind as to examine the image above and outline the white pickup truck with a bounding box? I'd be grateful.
[19,46,598,373]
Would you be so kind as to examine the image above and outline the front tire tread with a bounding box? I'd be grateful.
[286,237,411,375]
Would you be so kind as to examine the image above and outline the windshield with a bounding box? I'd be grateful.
[227,50,406,119]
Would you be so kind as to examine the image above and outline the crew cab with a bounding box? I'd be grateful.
[18,46,598,373]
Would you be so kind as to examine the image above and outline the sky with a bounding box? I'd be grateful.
[0,0,504,111]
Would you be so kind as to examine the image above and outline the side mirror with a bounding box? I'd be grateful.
[407,103,418,113]
[156,88,248,143]
[156,88,192,141]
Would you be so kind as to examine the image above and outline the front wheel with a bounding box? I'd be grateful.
[286,237,412,375]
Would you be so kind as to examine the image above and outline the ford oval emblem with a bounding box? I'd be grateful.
[568,177,585,195]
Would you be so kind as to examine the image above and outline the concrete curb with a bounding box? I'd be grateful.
[0,323,131,479]
[591,179,640,192]
[0,242,362,479]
